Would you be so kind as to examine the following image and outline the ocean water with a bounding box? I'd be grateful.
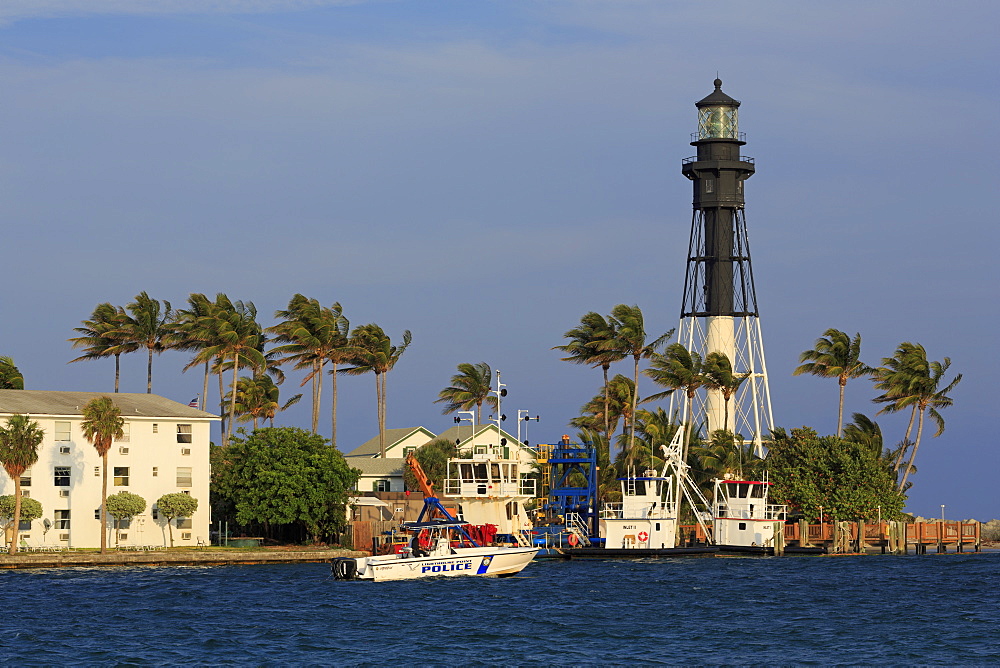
[0,552,997,665]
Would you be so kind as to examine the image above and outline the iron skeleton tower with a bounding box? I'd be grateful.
[674,79,774,454]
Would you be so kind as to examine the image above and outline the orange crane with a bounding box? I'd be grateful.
[406,451,436,498]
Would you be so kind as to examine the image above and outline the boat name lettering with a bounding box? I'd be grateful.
[422,561,473,574]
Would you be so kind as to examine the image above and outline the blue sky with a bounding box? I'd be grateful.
[1,1,996,519]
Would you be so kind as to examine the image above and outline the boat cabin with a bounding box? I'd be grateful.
[600,471,678,549]
[713,479,787,548]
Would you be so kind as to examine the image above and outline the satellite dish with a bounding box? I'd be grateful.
[43,518,52,530]
[499,388,507,397]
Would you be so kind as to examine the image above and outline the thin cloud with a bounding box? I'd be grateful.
[0,0,366,24]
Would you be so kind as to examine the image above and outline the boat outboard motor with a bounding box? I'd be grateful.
[332,558,358,580]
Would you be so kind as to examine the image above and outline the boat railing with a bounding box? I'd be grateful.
[600,502,675,520]
[715,504,787,520]
[443,477,535,497]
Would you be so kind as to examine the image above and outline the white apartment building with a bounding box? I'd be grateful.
[0,390,217,549]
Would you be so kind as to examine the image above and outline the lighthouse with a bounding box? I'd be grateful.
[675,79,774,454]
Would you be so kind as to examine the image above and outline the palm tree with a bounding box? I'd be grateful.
[0,414,44,554]
[554,312,624,447]
[569,374,634,441]
[323,303,351,448]
[341,324,412,458]
[227,374,303,429]
[69,303,135,392]
[616,407,678,473]
[645,343,705,459]
[120,292,174,393]
[872,343,961,491]
[434,362,498,424]
[171,293,218,410]
[690,430,763,492]
[604,304,673,460]
[201,300,266,446]
[81,397,125,554]
[268,295,347,438]
[0,357,24,389]
[793,328,872,437]
[871,342,924,472]
[702,352,749,433]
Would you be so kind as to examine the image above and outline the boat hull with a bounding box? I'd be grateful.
[333,546,539,581]
[563,546,718,559]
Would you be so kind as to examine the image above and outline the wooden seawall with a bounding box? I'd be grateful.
[784,520,981,554]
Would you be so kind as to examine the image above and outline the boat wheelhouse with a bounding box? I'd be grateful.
[712,476,787,553]
[443,442,536,546]
[565,429,717,558]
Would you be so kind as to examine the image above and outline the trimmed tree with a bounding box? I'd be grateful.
[157,493,199,548]
[0,414,44,554]
[0,495,43,550]
[212,427,360,543]
[105,491,146,546]
[766,426,905,522]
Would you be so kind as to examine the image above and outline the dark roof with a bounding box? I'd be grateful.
[350,458,405,476]
[345,426,435,458]
[696,78,740,108]
[0,390,218,419]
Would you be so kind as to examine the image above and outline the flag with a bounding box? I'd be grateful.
[188,397,199,408]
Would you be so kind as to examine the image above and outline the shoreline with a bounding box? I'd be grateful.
[0,547,364,570]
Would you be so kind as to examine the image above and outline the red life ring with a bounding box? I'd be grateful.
[418,530,432,549]
[638,531,649,543]
[567,533,579,547]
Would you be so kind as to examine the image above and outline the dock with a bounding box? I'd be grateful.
[0,547,364,570]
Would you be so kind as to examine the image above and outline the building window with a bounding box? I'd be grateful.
[738,522,747,531]
[18,519,31,531]
[152,506,158,520]
[54,421,71,442]
[114,467,129,486]
[705,178,715,193]
[176,518,193,530]
[54,466,71,486]
[19,475,30,487]
[95,509,101,520]
[152,467,158,477]
[176,467,193,487]
[176,424,192,444]
[94,466,100,477]
[153,423,158,433]
[116,424,130,443]
[402,447,416,457]
[55,510,71,529]
[373,479,391,492]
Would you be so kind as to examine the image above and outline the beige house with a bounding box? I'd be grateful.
[0,390,217,549]
[345,423,536,495]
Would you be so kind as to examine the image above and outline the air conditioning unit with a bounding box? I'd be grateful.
[59,446,70,454]
[119,446,129,455]
[59,533,69,541]
[59,490,69,498]
[118,533,128,541]
[21,490,29,498]
[181,448,191,456]
[181,532,192,541]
